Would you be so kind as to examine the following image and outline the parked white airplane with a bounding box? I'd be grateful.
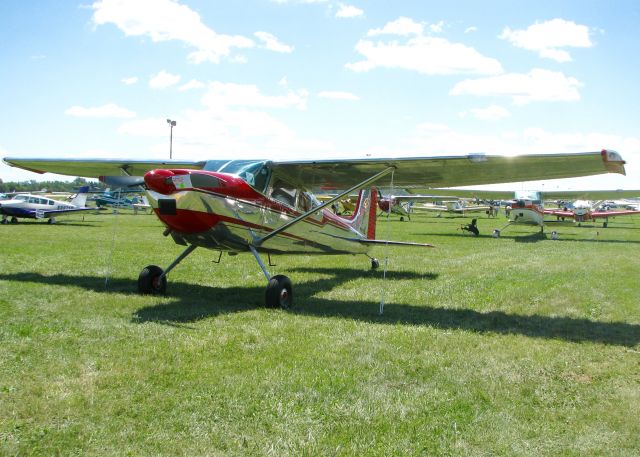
[0,186,98,224]
[413,199,492,216]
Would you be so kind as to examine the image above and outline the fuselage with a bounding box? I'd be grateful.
[144,165,374,255]
[0,194,76,218]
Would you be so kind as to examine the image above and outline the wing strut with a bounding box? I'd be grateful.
[254,166,395,247]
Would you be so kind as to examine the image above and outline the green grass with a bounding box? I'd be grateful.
[1,211,639,456]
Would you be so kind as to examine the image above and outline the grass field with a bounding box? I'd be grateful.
[1,210,639,456]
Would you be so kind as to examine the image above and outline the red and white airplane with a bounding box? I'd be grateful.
[543,192,640,227]
[3,150,626,307]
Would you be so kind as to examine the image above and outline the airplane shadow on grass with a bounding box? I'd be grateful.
[1,268,638,347]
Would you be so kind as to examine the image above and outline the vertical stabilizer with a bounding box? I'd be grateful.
[348,187,378,240]
[70,186,89,208]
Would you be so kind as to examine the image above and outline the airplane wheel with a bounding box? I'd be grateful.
[603,221,608,228]
[265,274,292,309]
[11,217,18,224]
[138,265,167,295]
[1,219,8,225]
[371,258,380,269]
[399,216,404,222]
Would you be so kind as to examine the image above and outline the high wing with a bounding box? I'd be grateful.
[3,150,625,190]
[2,157,207,179]
[269,150,625,190]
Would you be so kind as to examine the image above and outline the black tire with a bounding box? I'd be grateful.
[138,265,167,295]
[11,217,18,224]
[1,219,8,225]
[371,258,380,270]
[265,274,292,309]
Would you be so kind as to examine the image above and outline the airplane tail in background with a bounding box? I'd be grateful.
[70,186,90,208]
[348,187,378,240]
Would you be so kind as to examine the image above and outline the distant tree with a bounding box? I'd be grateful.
[0,178,105,193]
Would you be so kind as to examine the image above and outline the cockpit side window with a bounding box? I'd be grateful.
[269,178,297,208]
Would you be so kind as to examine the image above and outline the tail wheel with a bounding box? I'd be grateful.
[371,258,380,269]
[265,274,292,309]
[138,265,167,295]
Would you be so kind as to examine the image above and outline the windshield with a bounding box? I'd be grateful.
[514,190,542,203]
[203,159,270,193]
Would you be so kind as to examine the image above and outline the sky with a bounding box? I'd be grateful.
[1,0,639,191]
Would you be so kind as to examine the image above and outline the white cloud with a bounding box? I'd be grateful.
[318,91,359,101]
[121,76,138,85]
[254,31,293,53]
[91,0,254,64]
[178,79,205,91]
[115,78,332,161]
[500,18,593,63]
[278,76,289,87]
[346,35,503,75]
[65,103,136,118]
[463,105,511,121]
[429,21,445,33]
[450,69,582,105]
[201,82,309,110]
[464,26,478,34]
[367,17,423,37]
[149,70,181,89]
[336,3,363,18]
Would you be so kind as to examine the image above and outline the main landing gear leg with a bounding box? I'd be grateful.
[138,244,198,295]
[249,245,292,309]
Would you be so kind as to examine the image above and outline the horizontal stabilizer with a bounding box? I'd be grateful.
[356,239,435,248]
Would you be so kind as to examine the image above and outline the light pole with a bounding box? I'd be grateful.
[166,119,176,159]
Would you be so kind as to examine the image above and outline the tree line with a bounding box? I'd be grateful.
[0,177,107,194]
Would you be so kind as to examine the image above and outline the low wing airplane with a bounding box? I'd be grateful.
[543,190,640,227]
[412,199,492,216]
[420,187,640,236]
[3,150,626,307]
[377,193,462,221]
[0,186,98,224]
